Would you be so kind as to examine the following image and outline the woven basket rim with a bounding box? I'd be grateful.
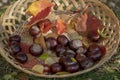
[0,0,120,78]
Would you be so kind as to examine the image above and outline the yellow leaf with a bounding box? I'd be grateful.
[26,0,54,16]
[32,64,44,74]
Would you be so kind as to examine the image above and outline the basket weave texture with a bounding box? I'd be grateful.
[0,0,120,78]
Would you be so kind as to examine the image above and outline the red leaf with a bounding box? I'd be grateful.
[86,12,103,33]
[20,43,30,54]
[27,7,52,27]
[20,59,40,69]
[38,19,53,33]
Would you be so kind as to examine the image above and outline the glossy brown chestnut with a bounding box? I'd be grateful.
[64,49,76,58]
[75,53,87,63]
[44,64,51,74]
[55,45,66,57]
[9,35,21,43]
[65,62,80,73]
[51,63,62,73]
[29,25,40,36]
[76,46,87,54]
[15,52,28,64]
[57,35,69,46]
[59,57,77,67]
[46,37,58,49]
[29,44,43,57]
[69,39,83,51]
[80,58,94,69]
[10,43,21,54]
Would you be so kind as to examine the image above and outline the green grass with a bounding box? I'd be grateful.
[0,0,120,80]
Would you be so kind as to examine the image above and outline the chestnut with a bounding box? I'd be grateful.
[51,63,62,73]
[88,44,100,53]
[80,58,94,69]
[9,35,21,43]
[65,62,80,73]
[86,51,102,61]
[44,64,51,74]
[76,46,87,54]
[15,52,28,64]
[59,57,77,67]
[55,45,66,57]
[75,53,87,63]
[29,44,43,57]
[64,49,76,58]
[29,25,40,36]
[87,44,102,61]
[10,43,21,54]
[57,35,69,46]
[46,37,58,49]
[69,39,83,51]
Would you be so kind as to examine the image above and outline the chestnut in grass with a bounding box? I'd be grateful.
[15,52,28,64]
[57,35,69,46]
[29,25,40,37]
[29,44,43,57]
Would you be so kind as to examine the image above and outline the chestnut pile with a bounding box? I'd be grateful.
[8,32,106,74]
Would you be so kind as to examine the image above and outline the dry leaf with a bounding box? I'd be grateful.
[26,0,54,16]
[34,35,47,50]
[38,19,53,33]
[26,0,54,27]
[75,12,88,32]
[56,19,66,35]
[20,58,40,69]
[32,64,44,74]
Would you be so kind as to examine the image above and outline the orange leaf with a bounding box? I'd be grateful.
[26,0,54,16]
[38,19,53,33]
[56,19,66,35]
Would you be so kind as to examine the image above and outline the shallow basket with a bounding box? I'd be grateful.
[0,0,120,78]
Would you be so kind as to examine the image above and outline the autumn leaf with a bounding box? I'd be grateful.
[56,19,66,35]
[26,0,54,27]
[32,64,44,74]
[26,0,54,16]
[20,43,30,54]
[20,58,41,69]
[38,19,53,33]
[86,12,103,32]
[75,12,88,32]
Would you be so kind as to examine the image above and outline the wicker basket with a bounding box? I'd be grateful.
[0,0,120,78]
